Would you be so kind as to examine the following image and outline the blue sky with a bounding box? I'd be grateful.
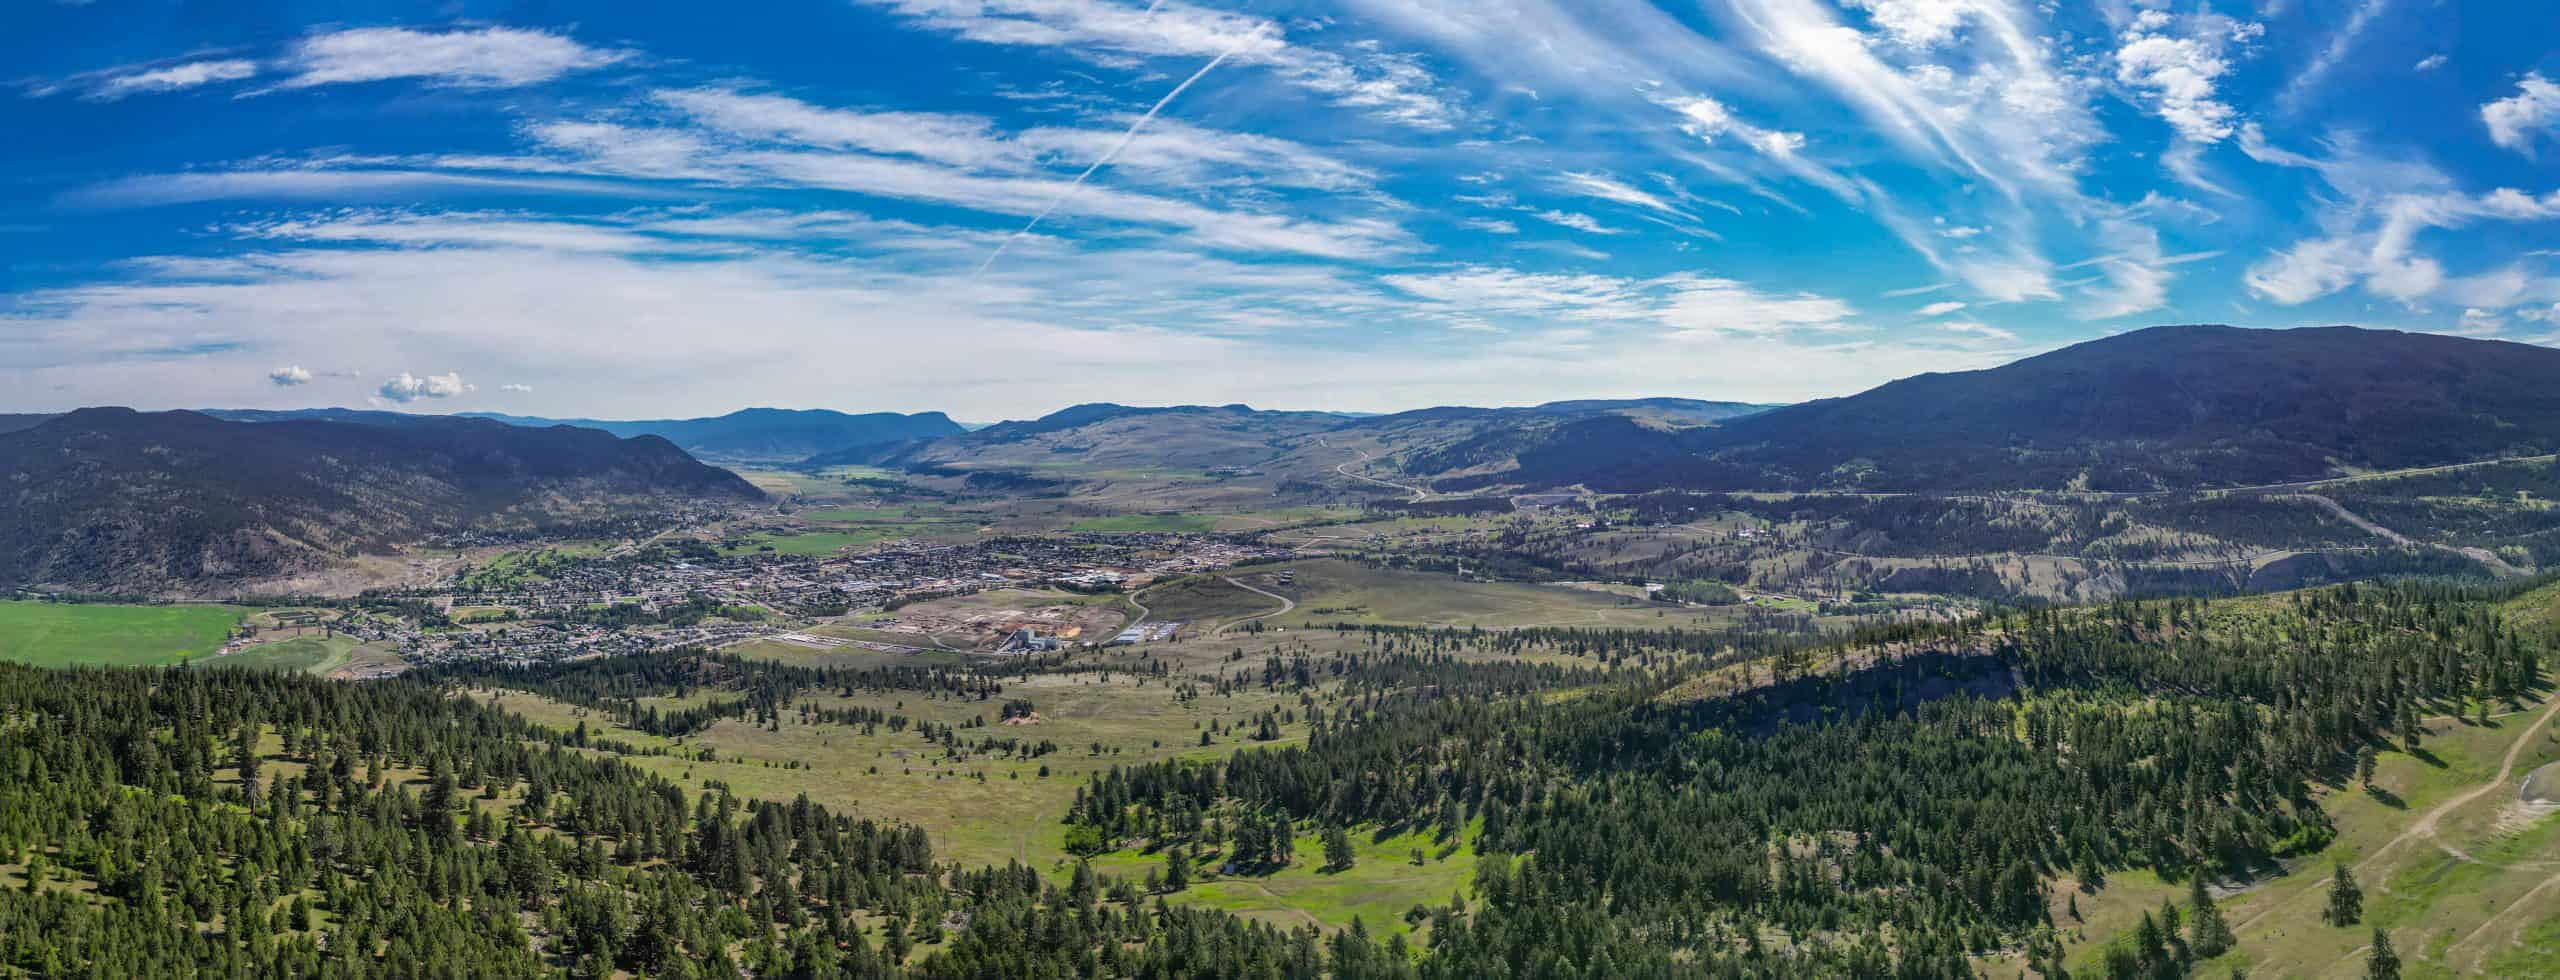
[4,0,2557,419]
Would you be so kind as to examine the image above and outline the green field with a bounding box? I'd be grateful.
[0,601,245,668]
[720,528,902,556]
[478,672,1312,870]
[1239,558,1713,631]
[197,635,359,675]
[1070,513,1220,534]
[1089,824,1478,939]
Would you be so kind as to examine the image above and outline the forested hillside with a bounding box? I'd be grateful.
[1072,580,2553,975]
[0,409,761,594]
[1432,326,2560,492]
[6,576,2551,976]
[462,408,967,464]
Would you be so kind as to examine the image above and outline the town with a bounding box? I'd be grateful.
[252,529,1293,670]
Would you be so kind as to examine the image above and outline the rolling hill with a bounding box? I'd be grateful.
[817,399,1777,482]
[0,408,762,594]
[825,403,1360,474]
[1432,325,2560,492]
[460,407,965,462]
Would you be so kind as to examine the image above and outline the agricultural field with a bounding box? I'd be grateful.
[1227,558,1728,631]
[195,635,403,677]
[0,600,244,667]
[1069,513,1219,534]
[719,527,908,556]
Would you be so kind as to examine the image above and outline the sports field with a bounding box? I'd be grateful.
[0,601,244,667]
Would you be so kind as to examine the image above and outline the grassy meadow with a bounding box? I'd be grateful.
[0,600,244,668]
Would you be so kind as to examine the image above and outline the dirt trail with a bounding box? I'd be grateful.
[2233,691,2560,934]
[2443,872,2560,967]
[2375,694,2560,868]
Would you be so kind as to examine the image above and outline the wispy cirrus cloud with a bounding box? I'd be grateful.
[272,27,628,90]
[2240,125,2560,308]
[855,0,1459,129]
[93,59,260,99]
[29,26,625,101]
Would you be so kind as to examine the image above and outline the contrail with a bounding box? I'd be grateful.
[973,44,1238,278]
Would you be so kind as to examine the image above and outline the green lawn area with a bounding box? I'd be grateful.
[197,635,358,675]
[0,601,244,668]
[800,505,948,523]
[1238,559,1702,631]
[1071,513,1219,534]
[473,674,1311,870]
[1090,824,1478,939]
[721,528,902,556]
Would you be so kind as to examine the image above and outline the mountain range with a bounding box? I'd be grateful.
[451,407,966,462]
[0,408,760,594]
[11,324,2560,593]
[1413,325,2560,493]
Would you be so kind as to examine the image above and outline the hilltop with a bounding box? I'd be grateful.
[456,407,966,462]
[0,408,761,594]
[1431,325,2560,492]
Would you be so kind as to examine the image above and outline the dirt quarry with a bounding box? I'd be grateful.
[875,588,1133,650]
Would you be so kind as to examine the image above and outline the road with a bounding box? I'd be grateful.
[2291,493,2528,578]
[1121,583,1156,631]
[1319,438,1432,502]
[1212,575,1297,635]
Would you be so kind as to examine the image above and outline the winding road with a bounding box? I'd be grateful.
[1212,576,1297,635]
[1319,438,1431,502]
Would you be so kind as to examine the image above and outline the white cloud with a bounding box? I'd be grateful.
[378,371,469,402]
[1842,0,1982,50]
[1012,116,1377,191]
[2484,73,2560,156]
[2112,13,2258,145]
[267,365,313,386]
[1554,172,1691,219]
[1657,276,1856,335]
[498,383,533,393]
[275,27,627,90]
[856,0,1458,129]
[1382,265,1859,338]
[657,88,1018,169]
[1529,210,1621,235]
[2413,54,2447,72]
[1916,300,1967,316]
[60,168,633,208]
[1936,320,2018,344]
[1726,0,2098,204]
[91,59,260,99]
[2240,127,2560,307]
[1462,218,1520,235]
[6,220,2019,418]
[2279,0,2389,112]
[2453,308,2505,336]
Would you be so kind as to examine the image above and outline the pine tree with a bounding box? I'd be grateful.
[2366,928,2399,980]
[2325,862,2363,926]
[1323,825,1356,872]
[2187,871,2234,959]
